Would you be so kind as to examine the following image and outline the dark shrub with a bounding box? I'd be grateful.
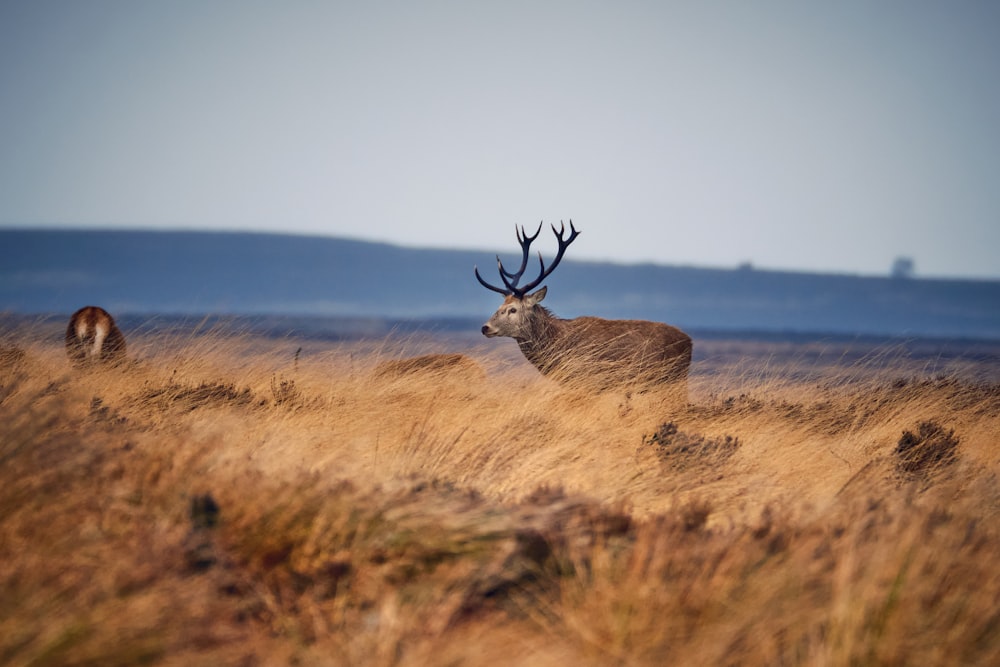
[643,422,740,469]
[895,421,959,476]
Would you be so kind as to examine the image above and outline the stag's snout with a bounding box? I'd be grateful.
[481,323,498,337]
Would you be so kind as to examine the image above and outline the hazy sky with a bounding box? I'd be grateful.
[2,1,998,278]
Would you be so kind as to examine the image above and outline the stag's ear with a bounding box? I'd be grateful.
[525,286,547,306]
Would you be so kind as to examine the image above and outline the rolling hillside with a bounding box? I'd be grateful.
[2,228,998,338]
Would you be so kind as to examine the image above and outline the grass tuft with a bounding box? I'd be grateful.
[894,420,960,477]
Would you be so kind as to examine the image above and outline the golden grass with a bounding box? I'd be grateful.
[1,319,998,666]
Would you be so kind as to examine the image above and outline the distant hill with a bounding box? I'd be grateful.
[2,228,999,339]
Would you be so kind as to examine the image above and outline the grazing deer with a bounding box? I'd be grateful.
[476,222,692,392]
[65,306,127,367]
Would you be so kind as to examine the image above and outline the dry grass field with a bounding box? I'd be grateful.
[2,316,999,666]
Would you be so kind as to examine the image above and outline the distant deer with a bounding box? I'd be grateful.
[65,306,127,367]
[476,222,692,392]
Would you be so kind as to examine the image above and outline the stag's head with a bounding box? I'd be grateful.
[476,221,579,340]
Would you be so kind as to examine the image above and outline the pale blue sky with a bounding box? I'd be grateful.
[1,1,998,278]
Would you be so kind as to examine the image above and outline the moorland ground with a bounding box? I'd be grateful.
[1,316,999,666]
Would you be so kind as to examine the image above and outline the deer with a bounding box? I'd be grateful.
[475,222,692,393]
[65,306,127,367]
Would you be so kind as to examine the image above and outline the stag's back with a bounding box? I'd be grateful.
[65,306,127,367]
[540,316,691,389]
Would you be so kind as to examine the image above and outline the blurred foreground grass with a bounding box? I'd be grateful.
[1,321,999,666]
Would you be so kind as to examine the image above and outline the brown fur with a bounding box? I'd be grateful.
[65,306,127,367]
[482,289,692,391]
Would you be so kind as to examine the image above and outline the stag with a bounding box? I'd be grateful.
[65,306,127,367]
[476,222,691,391]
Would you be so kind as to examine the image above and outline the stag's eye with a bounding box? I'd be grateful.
[508,307,517,314]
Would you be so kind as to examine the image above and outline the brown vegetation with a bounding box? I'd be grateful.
[1,320,999,666]
[372,353,486,382]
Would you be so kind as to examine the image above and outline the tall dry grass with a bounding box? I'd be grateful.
[1,319,998,666]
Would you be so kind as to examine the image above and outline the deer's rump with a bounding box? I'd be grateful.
[65,306,127,366]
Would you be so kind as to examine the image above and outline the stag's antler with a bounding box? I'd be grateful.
[499,222,542,285]
[475,221,580,297]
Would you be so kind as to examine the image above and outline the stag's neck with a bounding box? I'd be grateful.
[514,307,564,372]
